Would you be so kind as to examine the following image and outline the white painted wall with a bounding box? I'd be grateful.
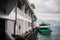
[17,19,32,35]
[6,20,15,40]
[17,7,32,22]
[16,19,23,35]
[23,21,26,33]
[0,7,32,22]
[0,6,32,37]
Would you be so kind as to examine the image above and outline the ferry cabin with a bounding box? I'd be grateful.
[0,0,36,40]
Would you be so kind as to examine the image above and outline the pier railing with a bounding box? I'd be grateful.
[25,28,38,40]
[12,27,38,40]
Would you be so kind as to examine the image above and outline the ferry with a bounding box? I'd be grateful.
[38,23,52,34]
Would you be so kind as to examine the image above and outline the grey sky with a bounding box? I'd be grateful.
[29,0,60,21]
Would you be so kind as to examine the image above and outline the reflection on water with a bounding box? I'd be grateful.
[37,26,60,40]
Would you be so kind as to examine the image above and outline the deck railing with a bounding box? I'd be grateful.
[12,28,38,40]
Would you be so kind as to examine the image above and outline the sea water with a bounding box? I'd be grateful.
[37,26,60,40]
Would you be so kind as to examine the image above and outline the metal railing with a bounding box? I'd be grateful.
[25,30,38,40]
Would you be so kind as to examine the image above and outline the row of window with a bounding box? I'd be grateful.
[18,1,32,18]
[25,21,31,27]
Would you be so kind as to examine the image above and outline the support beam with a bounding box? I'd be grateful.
[14,3,17,35]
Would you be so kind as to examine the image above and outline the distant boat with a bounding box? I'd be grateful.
[38,23,52,34]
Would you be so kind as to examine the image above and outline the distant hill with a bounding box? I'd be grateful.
[36,19,60,26]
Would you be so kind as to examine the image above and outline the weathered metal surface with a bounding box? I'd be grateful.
[25,29,38,40]
[12,28,38,40]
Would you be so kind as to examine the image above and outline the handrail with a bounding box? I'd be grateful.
[25,32,32,38]
[25,30,37,38]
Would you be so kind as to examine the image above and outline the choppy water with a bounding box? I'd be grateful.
[37,26,60,40]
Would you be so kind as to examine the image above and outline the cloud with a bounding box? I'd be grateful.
[29,0,60,13]
[36,13,60,21]
[29,0,60,21]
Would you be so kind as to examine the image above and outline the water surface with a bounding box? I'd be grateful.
[37,26,60,40]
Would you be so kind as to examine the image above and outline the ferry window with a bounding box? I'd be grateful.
[28,22,30,27]
[0,0,8,14]
[29,11,31,16]
[5,20,7,30]
[0,8,6,14]
[18,1,23,10]
[25,7,27,14]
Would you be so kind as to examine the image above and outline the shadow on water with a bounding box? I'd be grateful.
[37,26,60,40]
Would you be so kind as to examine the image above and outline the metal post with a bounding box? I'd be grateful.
[14,3,17,35]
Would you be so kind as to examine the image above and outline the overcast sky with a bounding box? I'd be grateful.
[29,0,60,21]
